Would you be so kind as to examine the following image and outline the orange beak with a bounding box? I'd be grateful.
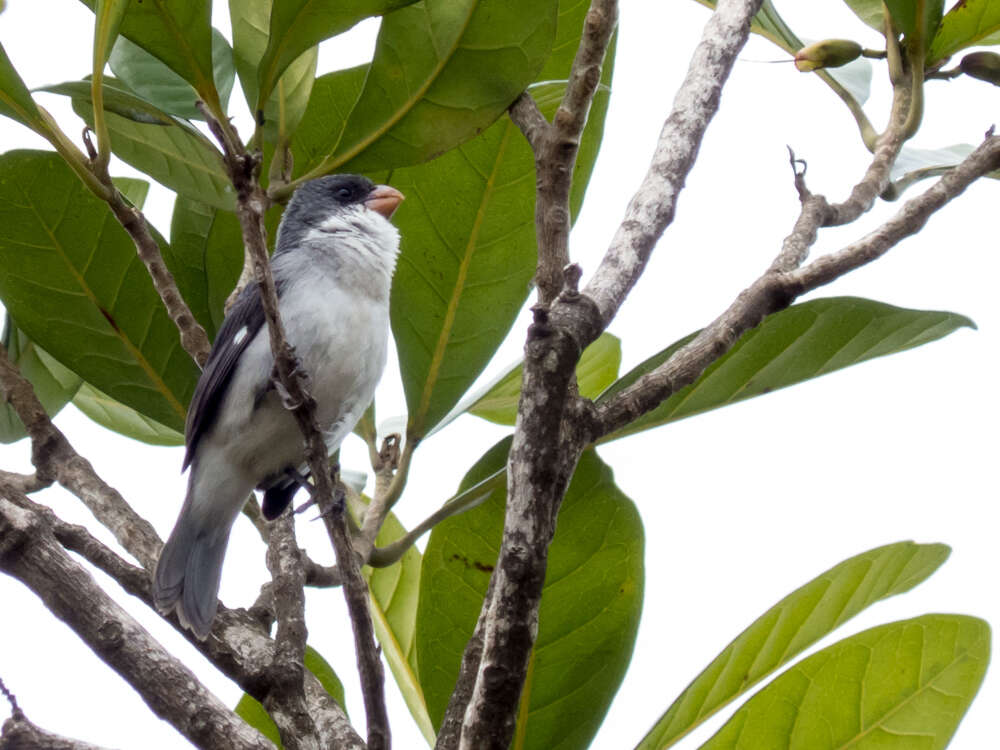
[365,185,405,219]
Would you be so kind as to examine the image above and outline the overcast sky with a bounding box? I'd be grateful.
[1,1,998,748]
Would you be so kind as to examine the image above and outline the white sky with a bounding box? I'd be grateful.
[1,1,998,748]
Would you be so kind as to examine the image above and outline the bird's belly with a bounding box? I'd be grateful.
[212,285,388,480]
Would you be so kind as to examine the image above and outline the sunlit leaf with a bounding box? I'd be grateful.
[929,0,1000,63]
[465,333,622,427]
[698,615,989,750]
[637,541,951,749]
[599,297,973,442]
[365,511,435,744]
[416,439,644,749]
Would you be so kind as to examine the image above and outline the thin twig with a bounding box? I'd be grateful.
[593,133,1000,438]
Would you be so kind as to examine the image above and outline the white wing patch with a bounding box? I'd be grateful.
[233,326,248,346]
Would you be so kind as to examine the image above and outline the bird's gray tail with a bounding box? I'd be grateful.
[153,479,234,640]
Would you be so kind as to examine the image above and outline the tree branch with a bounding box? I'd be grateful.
[0,343,161,568]
[583,0,765,328]
[1,715,112,750]
[0,495,272,750]
[594,132,1000,438]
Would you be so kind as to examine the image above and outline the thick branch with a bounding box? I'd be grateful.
[264,515,319,750]
[1,714,111,750]
[0,343,161,568]
[0,495,272,750]
[583,0,764,327]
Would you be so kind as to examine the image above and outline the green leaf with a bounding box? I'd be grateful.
[289,65,369,178]
[235,645,345,748]
[365,511,435,745]
[41,81,235,210]
[0,40,44,131]
[416,440,644,749]
[93,0,129,71]
[112,177,150,208]
[303,646,347,710]
[167,199,246,340]
[389,118,537,439]
[0,316,83,444]
[230,0,318,143]
[884,0,944,48]
[598,297,974,442]
[256,0,417,109]
[0,150,199,433]
[636,542,951,750]
[304,0,559,177]
[109,29,235,121]
[391,0,615,438]
[77,0,220,111]
[466,333,622,427]
[72,382,184,446]
[698,614,989,750]
[165,198,284,340]
[929,0,1000,63]
[842,0,885,32]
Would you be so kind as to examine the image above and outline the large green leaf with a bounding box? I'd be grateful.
[167,199,246,340]
[165,198,284,340]
[365,511,435,745]
[235,645,347,748]
[389,118,538,439]
[289,65,369,179]
[0,151,199,432]
[929,0,1000,63]
[0,316,83,444]
[636,542,951,750]
[884,0,944,47]
[42,81,234,210]
[390,0,616,438]
[842,0,885,32]
[230,0,318,143]
[598,297,973,442]
[109,29,235,121]
[466,333,621,427]
[416,439,644,750]
[699,614,989,750]
[77,0,220,111]
[301,0,559,178]
[256,0,417,110]
[0,40,43,131]
[73,382,184,446]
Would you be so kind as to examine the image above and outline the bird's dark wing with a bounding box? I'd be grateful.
[183,282,267,469]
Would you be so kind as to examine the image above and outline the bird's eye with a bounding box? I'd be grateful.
[337,187,352,200]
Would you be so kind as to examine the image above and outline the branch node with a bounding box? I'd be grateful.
[557,263,583,303]
[81,127,98,163]
[528,303,552,340]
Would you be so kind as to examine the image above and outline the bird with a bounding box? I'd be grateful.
[152,174,404,639]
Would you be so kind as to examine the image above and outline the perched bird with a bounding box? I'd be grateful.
[153,174,404,639]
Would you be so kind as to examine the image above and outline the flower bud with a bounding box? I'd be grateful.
[960,51,1000,86]
[794,40,863,72]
